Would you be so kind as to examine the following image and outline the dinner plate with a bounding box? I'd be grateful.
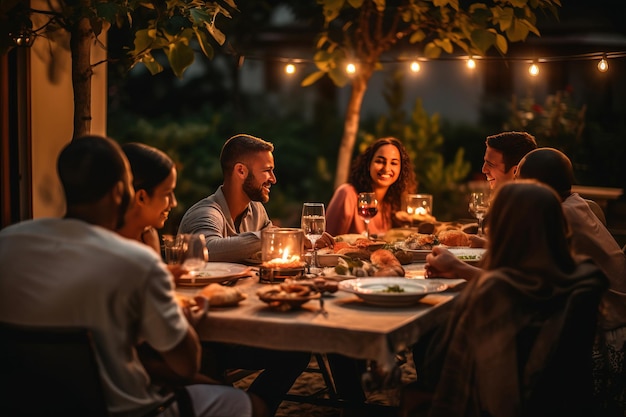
[338,277,448,307]
[177,262,251,287]
[446,247,486,265]
[401,248,432,262]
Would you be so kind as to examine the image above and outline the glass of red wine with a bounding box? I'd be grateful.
[357,192,379,240]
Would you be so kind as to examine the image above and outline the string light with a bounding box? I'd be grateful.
[241,51,626,79]
[597,55,609,72]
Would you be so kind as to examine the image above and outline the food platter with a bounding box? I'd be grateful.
[257,283,322,310]
[338,277,448,307]
[177,262,251,287]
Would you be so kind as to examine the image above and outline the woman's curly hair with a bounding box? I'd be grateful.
[348,137,417,212]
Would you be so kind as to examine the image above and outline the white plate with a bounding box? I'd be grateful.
[401,248,432,262]
[338,277,448,307]
[316,253,342,267]
[446,247,486,264]
[178,262,251,287]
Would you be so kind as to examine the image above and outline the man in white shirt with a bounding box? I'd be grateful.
[0,135,263,417]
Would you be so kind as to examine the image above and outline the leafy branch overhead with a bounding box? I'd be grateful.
[305,0,560,87]
[1,0,237,79]
[0,0,237,138]
[303,0,561,189]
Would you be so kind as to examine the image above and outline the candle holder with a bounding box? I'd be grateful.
[405,194,433,219]
[259,228,306,283]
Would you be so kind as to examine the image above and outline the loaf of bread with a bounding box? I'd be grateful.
[437,229,470,247]
[370,249,404,276]
[199,283,246,307]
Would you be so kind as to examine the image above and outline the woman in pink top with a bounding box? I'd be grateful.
[326,137,417,238]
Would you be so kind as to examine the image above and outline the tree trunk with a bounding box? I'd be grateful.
[70,16,94,140]
[333,75,368,189]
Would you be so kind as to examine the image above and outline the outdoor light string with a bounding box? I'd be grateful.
[241,50,626,76]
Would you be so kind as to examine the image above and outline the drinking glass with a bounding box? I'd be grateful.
[180,233,209,277]
[301,203,326,268]
[357,192,378,240]
[468,192,489,234]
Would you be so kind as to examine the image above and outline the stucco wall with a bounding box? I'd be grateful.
[30,0,107,218]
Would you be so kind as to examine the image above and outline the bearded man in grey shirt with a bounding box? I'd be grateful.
[178,134,276,262]
[178,133,313,415]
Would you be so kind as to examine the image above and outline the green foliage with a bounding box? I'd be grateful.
[360,71,471,220]
[505,88,585,154]
[0,1,236,78]
[309,0,561,87]
[504,86,626,188]
[108,90,342,233]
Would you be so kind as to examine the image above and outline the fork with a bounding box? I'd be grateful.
[317,297,328,317]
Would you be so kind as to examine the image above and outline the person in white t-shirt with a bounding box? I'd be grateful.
[0,135,266,417]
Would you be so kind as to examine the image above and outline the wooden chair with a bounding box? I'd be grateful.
[399,279,604,417]
[0,322,193,417]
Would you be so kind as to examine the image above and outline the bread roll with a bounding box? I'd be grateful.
[437,229,470,247]
[370,249,402,269]
[373,265,405,277]
[199,283,246,306]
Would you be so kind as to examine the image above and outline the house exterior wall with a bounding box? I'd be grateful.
[29,0,107,219]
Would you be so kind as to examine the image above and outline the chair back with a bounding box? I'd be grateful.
[0,322,109,417]
[522,284,604,416]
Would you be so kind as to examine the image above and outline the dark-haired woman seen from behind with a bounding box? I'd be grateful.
[403,180,608,417]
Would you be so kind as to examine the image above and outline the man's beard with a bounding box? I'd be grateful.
[243,172,268,203]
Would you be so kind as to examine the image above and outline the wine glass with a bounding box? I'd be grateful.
[301,203,326,268]
[180,233,209,279]
[468,192,490,234]
[357,192,379,240]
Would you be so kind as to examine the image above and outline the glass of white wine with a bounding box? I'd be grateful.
[468,192,490,235]
[180,233,208,281]
[301,203,326,268]
[357,192,378,240]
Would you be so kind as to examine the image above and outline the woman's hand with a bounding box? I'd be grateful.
[425,246,483,281]
[424,247,464,279]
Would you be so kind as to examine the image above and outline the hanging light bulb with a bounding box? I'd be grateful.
[466,57,476,69]
[529,61,539,77]
[410,61,421,73]
[346,62,356,74]
[285,63,296,74]
[10,28,35,47]
[597,55,609,72]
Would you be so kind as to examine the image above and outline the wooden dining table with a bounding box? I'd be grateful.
[175,263,464,371]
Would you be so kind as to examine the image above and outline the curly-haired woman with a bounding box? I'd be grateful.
[326,137,417,237]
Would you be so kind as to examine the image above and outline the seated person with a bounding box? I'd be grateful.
[178,133,332,263]
[407,181,608,417]
[178,134,314,414]
[118,142,187,281]
[516,147,626,414]
[326,137,417,237]
[0,135,263,417]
